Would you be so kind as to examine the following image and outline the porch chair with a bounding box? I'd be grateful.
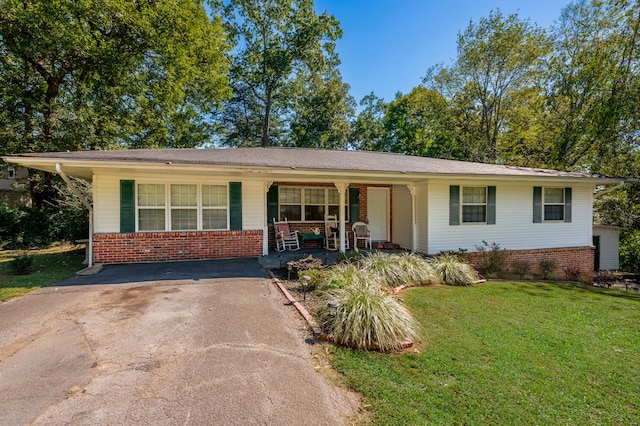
[273,217,300,252]
[324,215,349,251]
[352,221,372,249]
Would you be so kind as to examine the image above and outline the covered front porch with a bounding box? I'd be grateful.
[257,246,408,270]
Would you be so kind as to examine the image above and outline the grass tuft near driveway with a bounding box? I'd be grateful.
[328,281,640,425]
[0,244,85,302]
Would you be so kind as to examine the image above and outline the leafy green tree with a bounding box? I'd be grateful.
[0,0,230,204]
[425,10,551,162]
[350,93,387,151]
[221,0,342,147]
[289,68,355,148]
[544,0,640,174]
[379,87,462,159]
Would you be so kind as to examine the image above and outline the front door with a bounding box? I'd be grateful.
[367,187,389,241]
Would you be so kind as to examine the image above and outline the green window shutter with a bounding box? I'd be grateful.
[229,182,242,230]
[349,187,360,222]
[533,186,542,223]
[487,186,496,225]
[564,187,572,223]
[449,185,460,226]
[120,180,135,233]
[267,185,279,223]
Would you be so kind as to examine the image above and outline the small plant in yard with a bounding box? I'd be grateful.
[510,259,531,279]
[474,240,508,275]
[297,268,332,289]
[325,262,379,290]
[539,259,557,280]
[359,252,441,287]
[9,253,33,275]
[316,281,420,351]
[431,254,480,286]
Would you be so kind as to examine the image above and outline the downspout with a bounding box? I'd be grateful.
[55,164,93,268]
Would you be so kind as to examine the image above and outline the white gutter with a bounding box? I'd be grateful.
[55,164,93,268]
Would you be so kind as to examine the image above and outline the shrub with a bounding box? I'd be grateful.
[539,259,557,280]
[474,241,508,275]
[359,252,441,287]
[316,282,420,351]
[297,268,332,289]
[620,230,640,272]
[325,263,379,290]
[511,259,531,279]
[431,254,480,286]
[9,253,33,275]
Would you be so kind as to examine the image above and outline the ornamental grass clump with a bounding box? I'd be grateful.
[431,254,480,286]
[325,262,378,289]
[359,252,441,287]
[316,282,420,351]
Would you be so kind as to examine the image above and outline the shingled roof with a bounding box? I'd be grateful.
[4,147,623,182]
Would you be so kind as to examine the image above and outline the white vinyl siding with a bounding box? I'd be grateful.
[415,184,429,254]
[593,226,620,270]
[392,185,412,250]
[91,171,264,233]
[429,180,592,254]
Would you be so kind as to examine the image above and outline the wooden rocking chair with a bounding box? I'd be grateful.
[273,217,300,252]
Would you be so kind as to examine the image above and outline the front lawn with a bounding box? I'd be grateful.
[0,244,85,302]
[328,281,640,425]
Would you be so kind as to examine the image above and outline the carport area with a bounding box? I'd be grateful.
[0,259,357,425]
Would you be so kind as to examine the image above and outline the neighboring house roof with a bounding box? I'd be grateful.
[2,147,625,184]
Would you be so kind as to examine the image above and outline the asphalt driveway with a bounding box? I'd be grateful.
[0,259,357,425]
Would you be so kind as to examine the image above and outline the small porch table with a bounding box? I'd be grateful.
[299,233,325,248]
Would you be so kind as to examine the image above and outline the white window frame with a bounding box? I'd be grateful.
[278,186,347,222]
[135,182,229,232]
[170,184,198,231]
[543,187,565,222]
[461,186,487,224]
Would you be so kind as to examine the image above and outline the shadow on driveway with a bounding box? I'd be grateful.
[56,257,267,286]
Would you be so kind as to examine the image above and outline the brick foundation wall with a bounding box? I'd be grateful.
[93,230,263,264]
[468,246,595,280]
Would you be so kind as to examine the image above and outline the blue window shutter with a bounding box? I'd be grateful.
[487,186,496,225]
[449,185,460,226]
[267,185,279,223]
[229,182,242,230]
[120,180,135,233]
[533,186,542,223]
[564,187,572,223]
[349,187,360,222]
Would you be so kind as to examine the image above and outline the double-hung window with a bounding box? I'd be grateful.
[278,186,345,222]
[7,167,15,179]
[543,188,564,221]
[171,184,198,230]
[138,184,166,231]
[462,187,487,223]
[202,185,228,230]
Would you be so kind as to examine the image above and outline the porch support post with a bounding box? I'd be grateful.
[263,181,273,256]
[407,184,417,253]
[334,182,349,253]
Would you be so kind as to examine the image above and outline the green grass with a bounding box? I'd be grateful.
[0,244,85,302]
[328,281,640,425]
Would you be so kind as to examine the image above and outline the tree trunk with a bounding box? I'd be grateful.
[261,88,272,147]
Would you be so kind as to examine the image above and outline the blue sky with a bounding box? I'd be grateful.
[314,0,571,104]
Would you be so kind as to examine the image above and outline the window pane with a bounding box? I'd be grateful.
[139,209,165,231]
[138,184,165,207]
[202,185,227,207]
[305,205,325,221]
[171,209,197,230]
[544,205,564,221]
[203,209,227,230]
[328,205,340,218]
[544,188,564,204]
[280,205,301,221]
[171,184,197,207]
[280,187,301,203]
[462,205,486,223]
[463,187,486,204]
[328,188,340,204]
[305,188,325,204]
